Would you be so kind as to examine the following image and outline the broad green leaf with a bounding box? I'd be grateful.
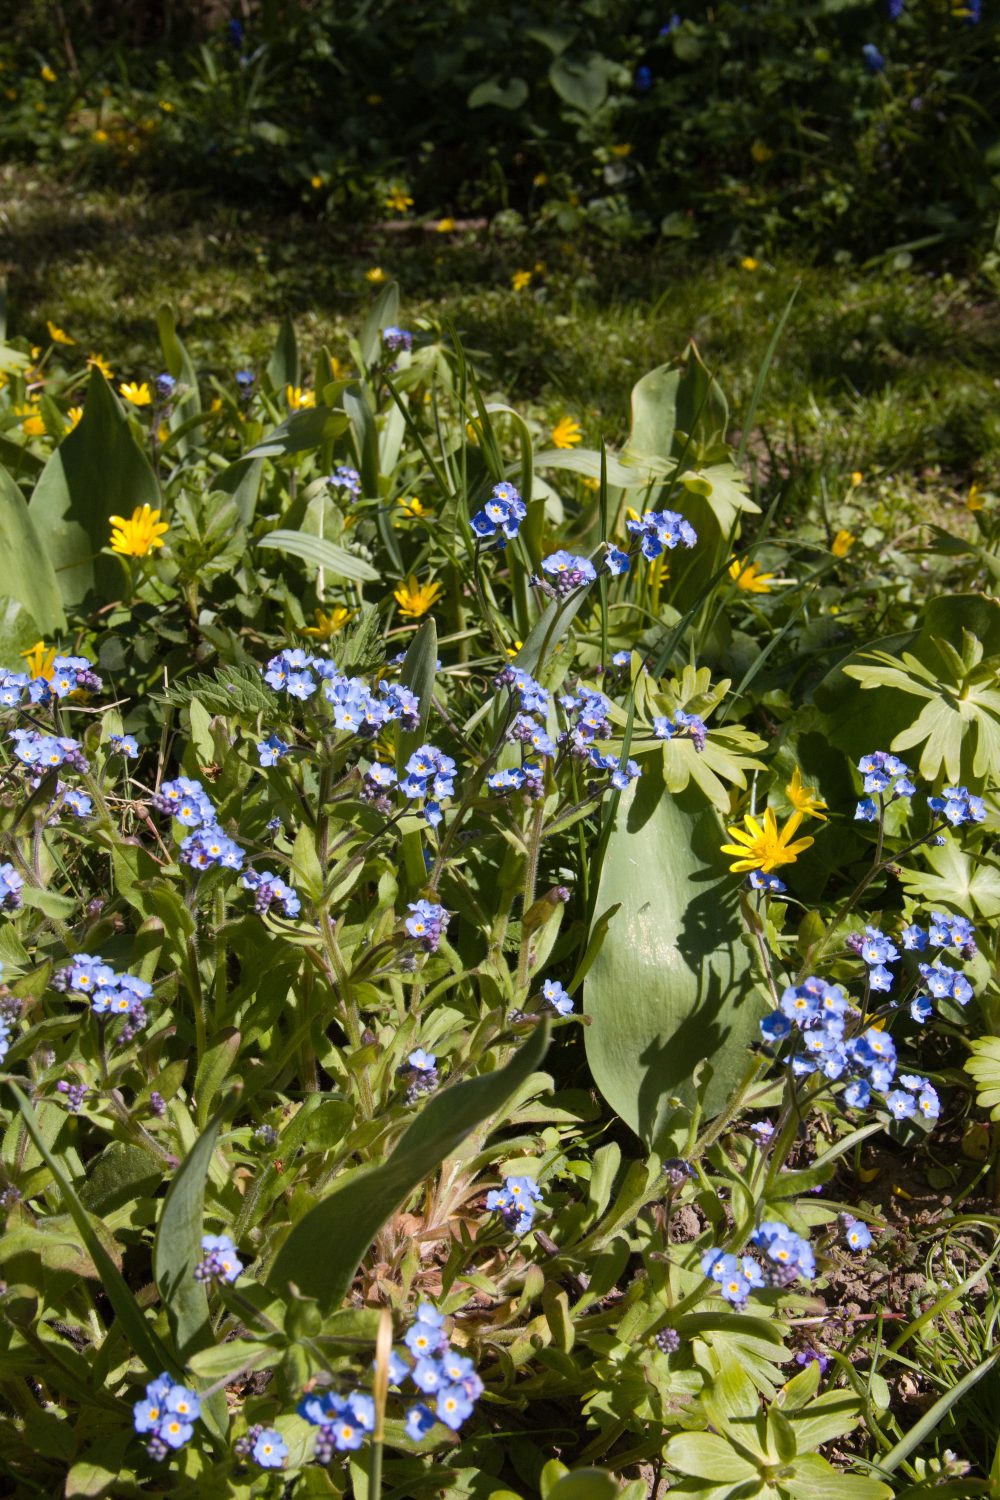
[213,456,263,526]
[783,1454,892,1498]
[243,407,348,459]
[664,1433,759,1483]
[269,1023,549,1310]
[193,1030,242,1130]
[468,77,529,110]
[28,369,159,606]
[152,1107,233,1440]
[898,840,1000,919]
[964,1037,1000,1120]
[585,773,764,1146]
[359,281,400,370]
[549,54,609,113]
[534,446,651,488]
[787,1389,866,1449]
[395,618,438,776]
[259,529,380,583]
[266,314,299,394]
[546,1471,621,1500]
[0,462,66,631]
[156,304,202,456]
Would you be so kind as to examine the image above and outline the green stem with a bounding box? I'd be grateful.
[516,803,546,992]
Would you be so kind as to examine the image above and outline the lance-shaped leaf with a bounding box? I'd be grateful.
[269,1023,549,1310]
[28,370,159,607]
[0,462,66,632]
[258,529,380,583]
[584,771,765,1148]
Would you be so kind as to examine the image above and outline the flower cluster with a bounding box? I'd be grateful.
[540,978,573,1016]
[625,508,698,559]
[486,1174,542,1235]
[299,1304,483,1457]
[263,651,421,740]
[852,925,899,992]
[405,900,449,952]
[382,325,413,353]
[194,1232,243,1285]
[854,751,914,820]
[759,975,941,1123]
[928,784,986,826]
[0,863,23,912]
[236,1425,288,1469]
[54,955,153,1042]
[11,728,87,773]
[328,465,362,500]
[471,481,527,543]
[652,709,708,751]
[538,550,597,596]
[0,654,101,706]
[242,868,301,919]
[703,1220,815,1305]
[152,778,245,871]
[133,1374,201,1460]
[397,1048,438,1101]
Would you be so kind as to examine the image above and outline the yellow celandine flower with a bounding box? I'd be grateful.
[436,217,456,233]
[394,575,443,619]
[93,129,108,143]
[399,496,430,518]
[302,606,354,639]
[741,257,760,271]
[365,267,387,285]
[832,529,856,558]
[86,352,112,379]
[15,404,45,438]
[551,415,582,449]
[610,143,632,157]
[729,558,774,593]
[21,641,56,681]
[533,171,548,187]
[119,381,152,407]
[785,766,828,822]
[505,639,523,658]
[109,504,169,558]
[286,386,315,410]
[511,270,532,292]
[46,320,75,346]
[750,140,774,163]
[966,484,985,512]
[720,807,814,874]
[40,65,56,83]
[310,174,323,190]
[158,100,174,111]
[385,187,414,213]
[64,406,83,433]
[330,357,348,379]
[850,471,863,487]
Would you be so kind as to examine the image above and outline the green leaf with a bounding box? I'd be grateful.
[585,773,763,1146]
[193,1030,242,1131]
[269,1023,549,1311]
[152,1106,234,1441]
[266,314,299,394]
[898,840,1000,921]
[156,304,202,456]
[158,664,275,717]
[0,462,66,632]
[546,1471,621,1500]
[359,282,400,370]
[395,618,437,776]
[6,1081,173,1379]
[964,1037,1000,1120]
[549,55,609,113]
[664,1433,759,1483]
[28,369,159,607]
[783,1454,892,1499]
[243,407,348,459]
[291,822,324,902]
[259,529,380,583]
[468,77,529,110]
